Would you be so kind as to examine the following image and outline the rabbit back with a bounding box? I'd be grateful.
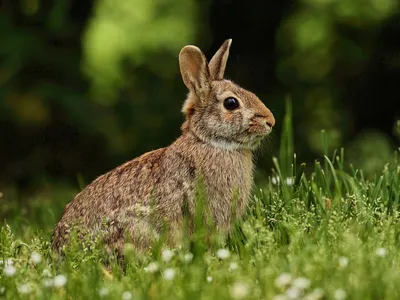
[51,146,194,252]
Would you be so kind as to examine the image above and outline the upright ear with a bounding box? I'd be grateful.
[179,45,210,98]
[208,39,232,81]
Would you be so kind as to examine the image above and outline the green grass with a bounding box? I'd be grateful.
[1,101,400,300]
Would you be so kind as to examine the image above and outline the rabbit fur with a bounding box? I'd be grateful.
[51,39,275,254]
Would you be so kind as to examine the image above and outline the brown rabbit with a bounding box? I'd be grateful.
[51,39,275,254]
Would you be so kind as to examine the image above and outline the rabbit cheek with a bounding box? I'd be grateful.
[223,112,234,122]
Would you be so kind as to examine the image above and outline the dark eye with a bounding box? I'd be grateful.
[223,97,239,110]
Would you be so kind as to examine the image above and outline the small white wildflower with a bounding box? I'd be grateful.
[286,286,302,299]
[184,252,193,263]
[338,256,349,268]
[207,276,213,282]
[334,289,347,300]
[230,282,249,299]
[376,247,387,257]
[229,262,238,271]
[99,287,109,297]
[271,176,280,185]
[0,287,5,294]
[42,268,52,277]
[30,251,42,264]
[163,268,176,280]
[17,284,32,294]
[53,274,67,287]
[4,265,16,277]
[273,295,288,300]
[274,273,292,288]
[122,291,132,300]
[293,277,311,290]
[144,262,159,273]
[161,249,174,262]
[216,248,230,260]
[42,278,54,288]
[285,177,294,186]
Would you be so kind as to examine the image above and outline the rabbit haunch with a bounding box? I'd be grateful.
[52,39,275,253]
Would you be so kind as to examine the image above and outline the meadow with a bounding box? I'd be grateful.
[1,102,400,300]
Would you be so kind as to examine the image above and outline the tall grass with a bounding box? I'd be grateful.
[1,101,400,299]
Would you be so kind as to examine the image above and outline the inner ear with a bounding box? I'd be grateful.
[209,39,232,81]
[179,45,210,98]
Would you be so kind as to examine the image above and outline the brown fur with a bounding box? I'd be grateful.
[51,39,275,254]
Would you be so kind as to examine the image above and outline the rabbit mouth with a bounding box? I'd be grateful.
[240,124,272,140]
[249,124,272,136]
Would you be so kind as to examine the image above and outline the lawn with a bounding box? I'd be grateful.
[1,102,400,300]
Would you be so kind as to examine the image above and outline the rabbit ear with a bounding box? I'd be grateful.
[179,45,210,97]
[209,39,232,81]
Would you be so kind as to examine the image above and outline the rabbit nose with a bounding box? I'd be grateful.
[254,113,275,129]
[265,114,275,128]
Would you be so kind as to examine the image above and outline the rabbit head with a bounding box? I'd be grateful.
[179,39,275,150]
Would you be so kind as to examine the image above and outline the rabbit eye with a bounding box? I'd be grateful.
[223,97,239,110]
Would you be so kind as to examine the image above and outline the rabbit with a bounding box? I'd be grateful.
[51,39,275,255]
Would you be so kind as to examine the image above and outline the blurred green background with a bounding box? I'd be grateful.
[0,0,399,195]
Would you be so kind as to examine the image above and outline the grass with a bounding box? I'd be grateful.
[1,100,400,300]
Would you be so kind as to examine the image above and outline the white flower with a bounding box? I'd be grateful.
[293,277,311,290]
[184,253,193,262]
[161,249,174,262]
[99,287,109,297]
[53,274,67,287]
[42,268,52,277]
[338,256,349,268]
[271,176,280,185]
[144,262,159,273]
[30,251,42,264]
[42,278,54,288]
[17,284,32,294]
[4,265,16,277]
[229,262,238,271]
[285,177,294,186]
[207,276,213,282]
[274,273,292,288]
[334,289,347,300]
[0,287,5,294]
[286,286,302,299]
[216,248,230,260]
[376,247,387,257]
[122,291,132,300]
[230,282,249,299]
[163,268,176,280]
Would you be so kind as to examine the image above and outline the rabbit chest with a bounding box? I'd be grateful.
[189,146,254,229]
